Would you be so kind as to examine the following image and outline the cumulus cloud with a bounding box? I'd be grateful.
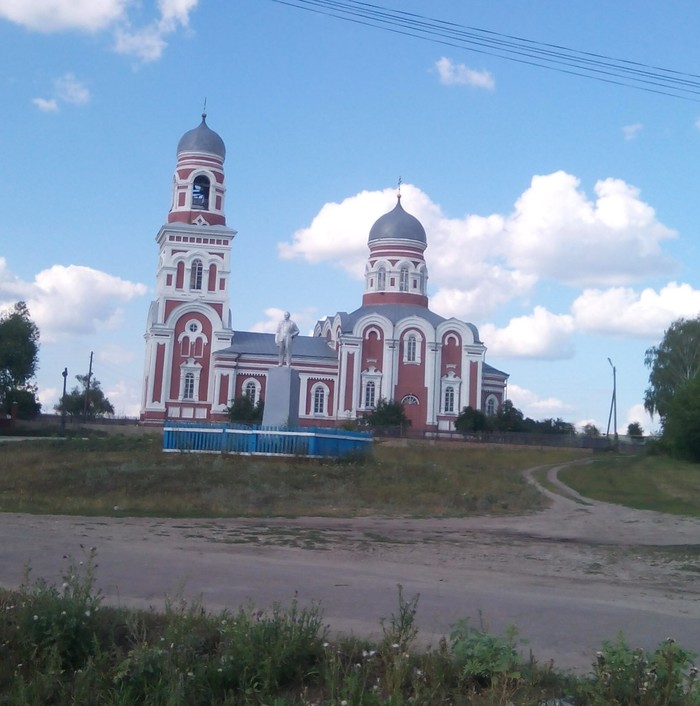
[435,57,495,89]
[279,174,679,326]
[507,383,573,419]
[0,0,199,62]
[503,171,676,286]
[0,260,147,342]
[480,306,575,359]
[571,282,700,338]
[114,0,199,62]
[0,0,128,32]
[250,307,318,336]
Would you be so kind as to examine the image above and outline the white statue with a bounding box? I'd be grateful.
[275,311,299,367]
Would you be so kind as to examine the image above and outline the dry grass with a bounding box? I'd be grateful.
[0,434,584,518]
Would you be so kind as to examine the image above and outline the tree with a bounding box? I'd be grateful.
[491,400,526,432]
[455,406,489,434]
[661,375,700,462]
[364,398,410,429]
[226,395,264,425]
[0,301,41,419]
[644,317,700,420]
[582,423,601,437]
[55,375,114,419]
[627,422,644,439]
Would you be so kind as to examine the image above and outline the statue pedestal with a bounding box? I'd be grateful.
[262,366,300,427]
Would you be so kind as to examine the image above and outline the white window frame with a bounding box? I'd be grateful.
[402,332,422,365]
[311,382,329,416]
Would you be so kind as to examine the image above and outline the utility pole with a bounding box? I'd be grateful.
[60,367,68,436]
[83,351,93,422]
[606,357,618,447]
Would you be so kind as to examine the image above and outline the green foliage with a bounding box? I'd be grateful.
[645,316,700,420]
[1,385,41,419]
[450,618,521,688]
[2,566,699,705]
[378,585,419,696]
[661,374,700,462]
[226,394,264,424]
[55,374,114,418]
[2,547,103,674]
[628,421,645,438]
[455,405,489,433]
[0,301,40,416]
[585,633,700,705]
[365,398,410,428]
[583,422,601,437]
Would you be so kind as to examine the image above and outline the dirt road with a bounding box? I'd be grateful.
[1,461,698,673]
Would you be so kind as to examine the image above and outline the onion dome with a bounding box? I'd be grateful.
[368,196,426,245]
[176,113,226,159]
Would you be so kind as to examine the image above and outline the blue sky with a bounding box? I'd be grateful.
[2,0,700,434]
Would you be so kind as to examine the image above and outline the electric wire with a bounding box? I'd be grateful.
[268,0,700,101]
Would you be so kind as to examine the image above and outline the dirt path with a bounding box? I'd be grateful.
[0,460,698,673]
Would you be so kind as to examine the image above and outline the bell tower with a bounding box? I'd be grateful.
[141,114,237,423]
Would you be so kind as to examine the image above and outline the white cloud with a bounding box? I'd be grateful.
[623,123,642,140]
[503,171,676,286]
[572,282,700,338]
[507,383,573,419]
[0,0,128,32]
[480,306,575,359]
[32,97,58,112]
[55,73,90,104]
[279,187,402,276]
[435,57,495,89]
[278,174,679,324]
[32,73,90,112]
[98,343,138,367]
[250,307,318,336]
[0,261,147,342]
[114,0,199,62]
[0,0,199,62]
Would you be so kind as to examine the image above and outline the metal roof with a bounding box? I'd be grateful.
[217,331,336,360]
[336,304,481,342]
[177,114,226,159]
[368,197,427,245]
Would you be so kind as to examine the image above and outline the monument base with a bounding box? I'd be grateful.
[262,366,300,427]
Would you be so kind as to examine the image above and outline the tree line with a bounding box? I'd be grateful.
[0,301,113,421]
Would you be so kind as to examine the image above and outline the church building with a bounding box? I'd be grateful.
[140,116,508,432]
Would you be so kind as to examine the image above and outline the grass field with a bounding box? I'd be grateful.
[558,453,700,517]
[0,434,587,518]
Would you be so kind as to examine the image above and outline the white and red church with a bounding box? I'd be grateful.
[140,116,508,432]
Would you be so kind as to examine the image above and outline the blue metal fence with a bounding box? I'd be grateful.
[163,422,373,459]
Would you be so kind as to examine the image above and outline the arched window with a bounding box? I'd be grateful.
[486,396,497,416]
[245,380,257,405]
[402,394,419,405]
[406,334,417,363]
[444,386,455,413]
[377,266,386,291]
[399,266,409,292]
[364,380,376,408]
[313,385,326,415]
[192,175,210,210]
[190,259,203,290]
[183,372,195,400]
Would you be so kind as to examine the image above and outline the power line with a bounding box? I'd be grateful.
[268,0,700,101]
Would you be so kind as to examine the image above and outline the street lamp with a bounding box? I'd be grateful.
[606,357,617,445]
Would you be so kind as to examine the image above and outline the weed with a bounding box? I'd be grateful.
[584,633,700,706]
